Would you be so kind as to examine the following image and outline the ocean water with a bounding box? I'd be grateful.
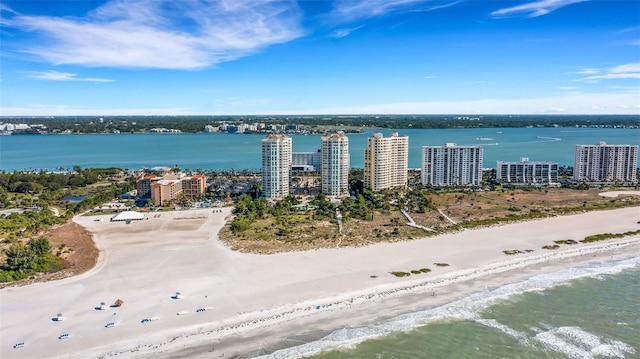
[247,256,640,359]
[1,127,639,172]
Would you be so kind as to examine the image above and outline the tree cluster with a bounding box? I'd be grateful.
[4,115,638,134]
[0,209,66,240]
[0,167,124,199]
[0,237,63,282]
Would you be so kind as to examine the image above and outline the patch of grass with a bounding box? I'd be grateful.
[554,239,578,245]
[391,271,411,277]
[419,268,431,273]
[542,244,561,250]
[503,249,524,255]
[581,229,640,243]
[410,270,422,275]
[434,262,449,267]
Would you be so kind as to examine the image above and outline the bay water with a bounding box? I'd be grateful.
[1,127,638,172]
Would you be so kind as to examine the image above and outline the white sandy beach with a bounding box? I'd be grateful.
[1,205,640,359]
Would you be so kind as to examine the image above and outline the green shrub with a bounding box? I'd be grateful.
[391,271,410,277]
[230,218,251,233]
[554,239,578,245]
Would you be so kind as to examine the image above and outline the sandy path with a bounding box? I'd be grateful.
[1,206,639,359]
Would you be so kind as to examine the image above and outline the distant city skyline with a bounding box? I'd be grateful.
[1,0,638,116]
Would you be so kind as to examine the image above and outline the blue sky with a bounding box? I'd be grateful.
[1,0,639,116]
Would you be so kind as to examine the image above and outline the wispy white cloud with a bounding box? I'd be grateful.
[331,25,365,38]
[617,26,640,34]
[26,70,114,82]
[281,91,640,115]
[4,0,303,69]
[424,75,438,79]
[574,68,599,75]
[3,91,638,116]
[491,0,588,18]
[330,0,461,23]
[575,62,640,81]
[610,63,640,73]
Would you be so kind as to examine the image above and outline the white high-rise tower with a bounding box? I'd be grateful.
[261,134,292,199]
[321,132,350,197]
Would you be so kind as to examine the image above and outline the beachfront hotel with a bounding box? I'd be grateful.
[181,175,207,196]
[363,132,409,191]
[136,174,161,198]
[496,158,559,185]
[151,179,183,206]
[421,143,483,186]
[574,142,638,183]
[261,134,292,199]
[321,132,350,197]
[137,170,208,206]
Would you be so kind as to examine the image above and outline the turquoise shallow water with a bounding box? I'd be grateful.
[246,256,640,359]
[2,127,638,171]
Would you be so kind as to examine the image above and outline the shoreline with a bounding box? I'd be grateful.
[1,206,639,359]
[144,239,640,358]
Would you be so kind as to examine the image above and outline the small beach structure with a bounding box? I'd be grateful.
[56,313,64,321]
[99,302,107,310]
[110,211,144,222]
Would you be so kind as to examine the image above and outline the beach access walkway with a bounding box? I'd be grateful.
[401,208,437,232]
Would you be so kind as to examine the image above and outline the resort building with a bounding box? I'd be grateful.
[181,175,207,196]
[292,150,322,171]
[151,179,183,206]
[574,142,638,183]
[496,158,558,185]
[262,134,292,199]
[321,132,350,197]
[136,174,161,199]
[137,171,207,205]
[421,143,483,186]
[363,132,409,191]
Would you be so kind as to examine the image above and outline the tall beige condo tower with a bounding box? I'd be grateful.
[363,132,409,191]
[262,134,292,199]
[321,132,350,196]
[574,142,638,183]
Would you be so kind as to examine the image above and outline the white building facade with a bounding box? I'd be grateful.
[421,143,483,186]
[574,142,638,183]
[363,132,409,191]
[321,132,350,197]
[292,151,322,170]
[496,158,558,185]
[261,134,292,199]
